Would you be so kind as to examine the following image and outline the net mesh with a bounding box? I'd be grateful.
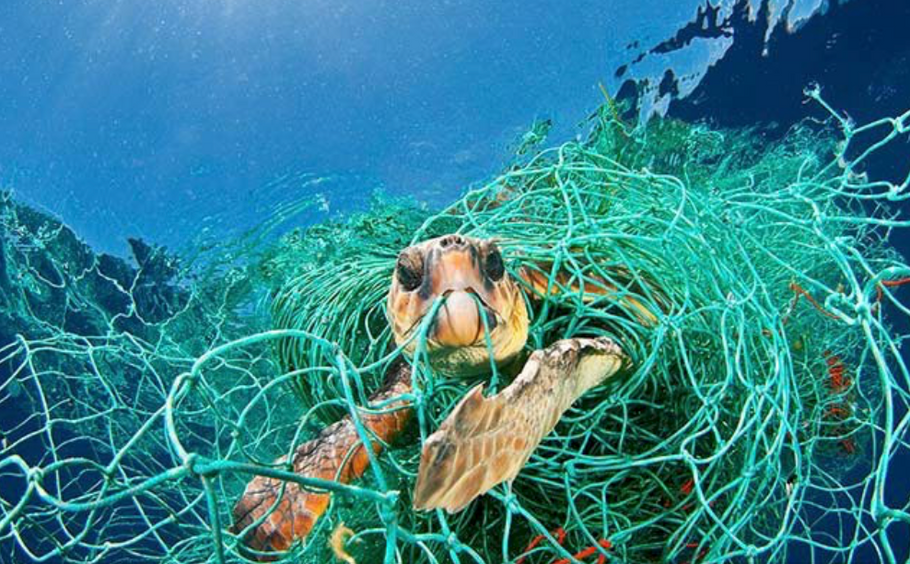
[2,89,910,564]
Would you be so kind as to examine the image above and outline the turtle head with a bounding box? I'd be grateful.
[386,234,529,376]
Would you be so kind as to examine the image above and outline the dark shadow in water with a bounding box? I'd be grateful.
[661,0,910,187]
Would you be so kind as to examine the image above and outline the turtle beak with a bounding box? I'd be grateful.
[431,290,498,347]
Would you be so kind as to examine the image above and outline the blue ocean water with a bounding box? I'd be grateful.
[2,0,872,256]
[2,0,910,562]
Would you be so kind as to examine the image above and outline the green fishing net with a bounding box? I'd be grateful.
[2,89,910,564]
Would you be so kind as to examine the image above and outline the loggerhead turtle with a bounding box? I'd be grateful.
[232,232,659,555]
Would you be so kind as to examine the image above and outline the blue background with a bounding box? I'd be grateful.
[1,0,781,255]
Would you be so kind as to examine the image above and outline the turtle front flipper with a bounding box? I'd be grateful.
[412,337,628,513]
[232,361,413,556]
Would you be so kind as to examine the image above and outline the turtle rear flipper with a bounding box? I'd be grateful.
[412,337,628,513]
[518,264,662,326]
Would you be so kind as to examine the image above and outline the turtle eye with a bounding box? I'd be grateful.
[396,253,423,292]
[484,249,504,282]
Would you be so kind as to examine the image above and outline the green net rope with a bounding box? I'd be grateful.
[2,89,910,563]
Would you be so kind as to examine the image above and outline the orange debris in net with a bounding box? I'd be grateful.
[517,529,611,564]
[550,539,612,564]
[516,527,566,564]
[784,282,840,325]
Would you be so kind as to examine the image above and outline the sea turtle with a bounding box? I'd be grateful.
[232,232,655,555]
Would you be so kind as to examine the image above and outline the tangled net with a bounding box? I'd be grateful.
[2,89,910,564]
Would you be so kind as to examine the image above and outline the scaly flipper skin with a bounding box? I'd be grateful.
[412,337,628,513]
[232,362,412,555]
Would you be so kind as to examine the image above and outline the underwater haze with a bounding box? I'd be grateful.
[2,1,910,563]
